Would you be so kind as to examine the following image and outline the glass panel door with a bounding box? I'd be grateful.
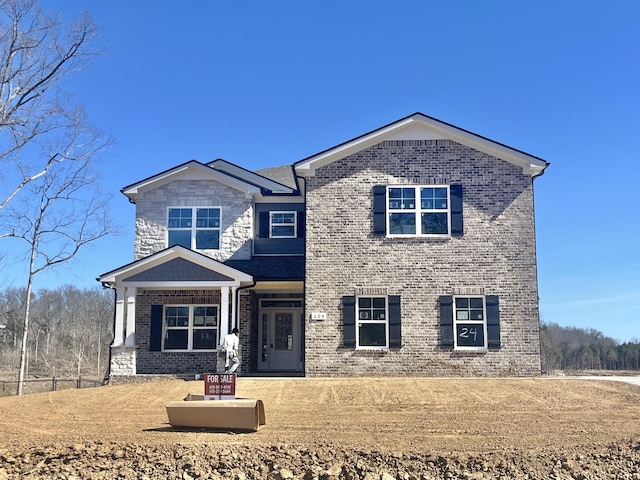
[258,306,302,372]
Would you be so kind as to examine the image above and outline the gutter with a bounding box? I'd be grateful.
[233,280,256,329]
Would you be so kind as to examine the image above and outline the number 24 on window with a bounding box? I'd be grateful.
[459,327,479,342]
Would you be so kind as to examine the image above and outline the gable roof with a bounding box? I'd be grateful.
[98,245,253,287]
[121,160,262,203]
[254,164,299,190]
[121,159,297,203]
[208,159,298,194]
[294,112,549,177]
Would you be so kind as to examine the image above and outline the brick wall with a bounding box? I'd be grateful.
[304,140,542,376]
[135,289,225,375]
[134,179,253,261]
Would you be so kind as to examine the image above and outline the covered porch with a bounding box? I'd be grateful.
[98,246,253,377]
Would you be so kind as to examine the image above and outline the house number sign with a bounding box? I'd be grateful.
[311,312,327,321]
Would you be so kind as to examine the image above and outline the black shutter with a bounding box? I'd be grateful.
[258,211,269,238]
[486,295,501,348]
[342,296,356,347]
[297,211,305,238]
[450,184,463,237]
[372,185,386,236]
[439,295,454,348]
[388,295,402,348]
[150,304,163,352]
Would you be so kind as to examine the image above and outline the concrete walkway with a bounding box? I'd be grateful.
[574,375,640,386]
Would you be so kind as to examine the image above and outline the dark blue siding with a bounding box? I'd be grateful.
[254,202,305,255]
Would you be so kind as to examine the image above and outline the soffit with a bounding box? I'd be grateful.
[294,113,549,177]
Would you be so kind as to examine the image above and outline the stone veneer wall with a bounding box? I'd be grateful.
[304,140,542,377]
[134,179,253,261]
[109,346,136,376]
[135,289,226,375]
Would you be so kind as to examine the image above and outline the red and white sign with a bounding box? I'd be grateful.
[204,373,237,400]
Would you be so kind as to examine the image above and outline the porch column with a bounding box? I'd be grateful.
[219,286,229,346]
[124,286,137,346]
[231,286,238,329]
[113,286,125,346]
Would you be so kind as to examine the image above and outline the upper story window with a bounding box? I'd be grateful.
[163,305,218,351]
[270,211,297,238]
[167,207,221,250]
[388,186,450,236]
[373,184,463,237]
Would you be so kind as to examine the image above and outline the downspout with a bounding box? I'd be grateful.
[295,172,308,373]
[531,162,550,374]
[234,280,256,329]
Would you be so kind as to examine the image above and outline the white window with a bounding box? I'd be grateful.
[270,211,297,238]
[388,186,450,236]
[356,296,388,349]
[454,296,487,350]
[167,207,221,249]
[163,305,218,351]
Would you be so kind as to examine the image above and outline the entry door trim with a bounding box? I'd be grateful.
[258,299,303,372]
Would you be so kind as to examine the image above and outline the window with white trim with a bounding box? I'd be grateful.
[388,185,450,235]
[454,296,487,350]
[356,296,388,348]
[167,207,221,249]
[270,211,297,238]
[163,305,218,351]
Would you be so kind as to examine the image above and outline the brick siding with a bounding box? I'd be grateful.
[304,140,542,376]
[135,289,225,375]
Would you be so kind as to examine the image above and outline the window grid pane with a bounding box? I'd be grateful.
[387,185,450,236]
[389,188,415,210]
[196,230,220,249]
[196,208,220,228]
[356,296,388,348]
[453,296,486,349]
[164,305,218,351]
[270,211,297,238]
[168,207,221,250]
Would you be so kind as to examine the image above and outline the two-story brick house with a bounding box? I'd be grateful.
[99,113,548,379]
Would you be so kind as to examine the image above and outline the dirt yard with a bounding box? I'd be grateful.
[1,377,639,479]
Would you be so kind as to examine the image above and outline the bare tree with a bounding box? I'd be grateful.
[0,0,100,213]
[0,0,111,395]
[4,156,113,394]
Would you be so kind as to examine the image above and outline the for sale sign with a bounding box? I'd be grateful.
[204,373,236,400]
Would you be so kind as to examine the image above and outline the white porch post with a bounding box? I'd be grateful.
[219,286,230,346]
[113,286,125,346]
[231,286,238,329]
[124,287,137,346]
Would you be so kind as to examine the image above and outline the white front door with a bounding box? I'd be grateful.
[259,306,302,371]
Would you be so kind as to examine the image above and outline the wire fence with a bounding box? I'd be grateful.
[0,376,105,397]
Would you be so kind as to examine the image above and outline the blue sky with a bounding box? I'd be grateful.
[2,1,639,342]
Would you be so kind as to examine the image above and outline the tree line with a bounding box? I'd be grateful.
[540,322,640,372]
[0,285,113,380]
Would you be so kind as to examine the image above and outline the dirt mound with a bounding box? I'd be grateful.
[0,377,639,478]
[2,440,640,479]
